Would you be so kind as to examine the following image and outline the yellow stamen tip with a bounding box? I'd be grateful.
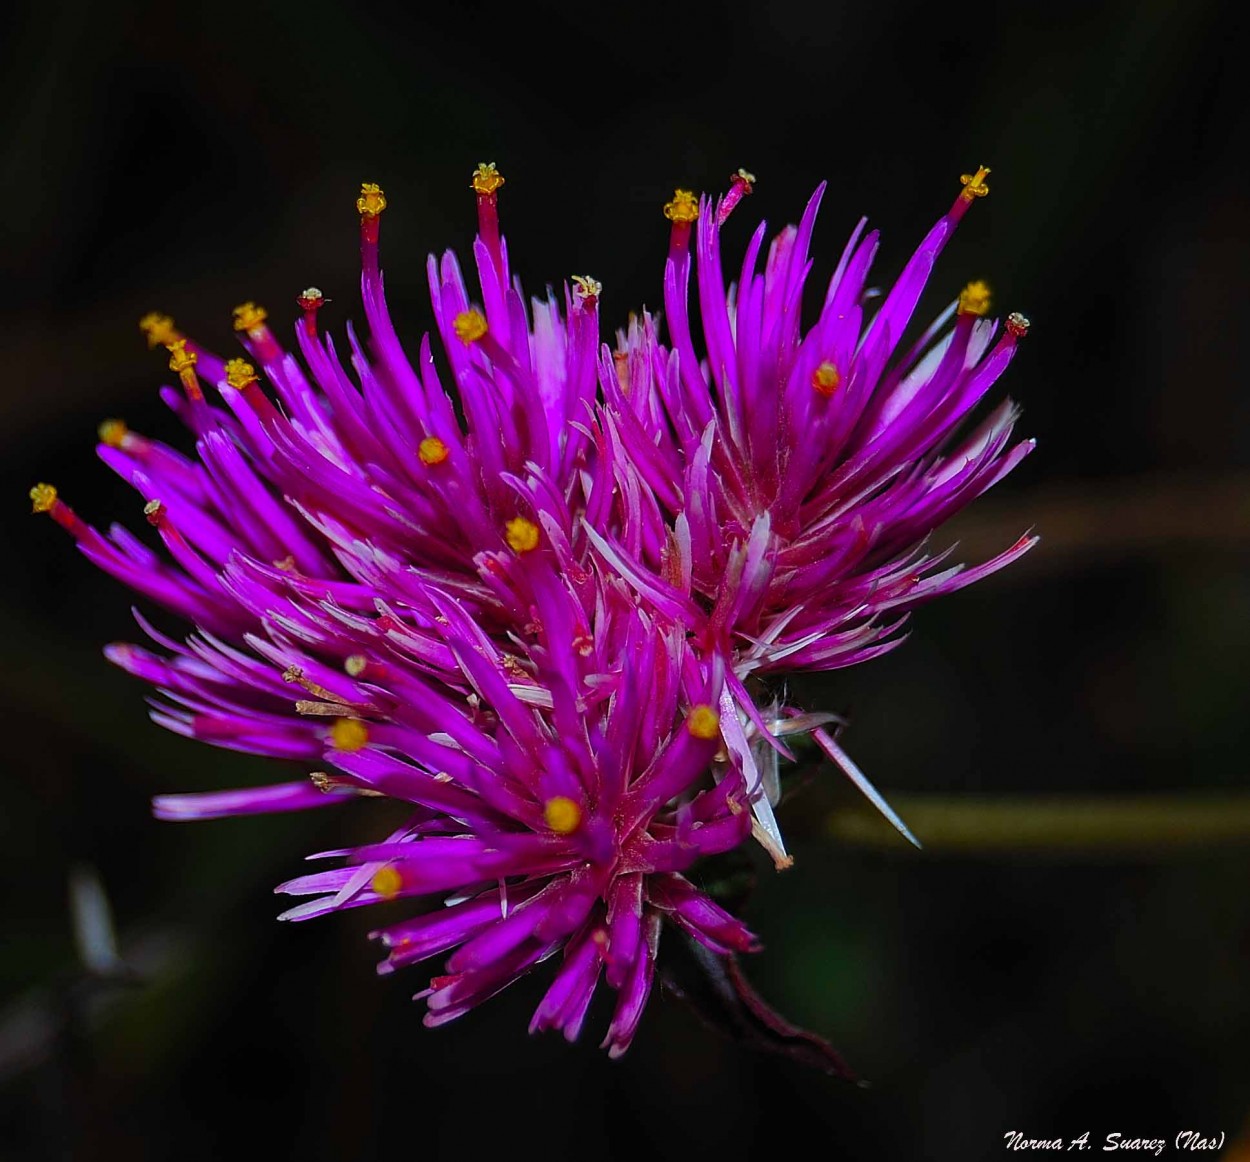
[571,275,602,302]
[687,704,721,740]
[811,361,841,396]
[232,302,268,332]
[344,654,368,677]
[371,865,403,900]
[98,418,128,447]
[734,167,756,186]
[418,436,450,466]
[504,516,540,553]
[139,312,179,349]
[663,189,700,224]
[224,357,258,389]
[453,309,488,344]
[330,718,369,752]
[544,796,582,835]
[168,339,198,375]
[959,165,991,201]
[29,483,57,514]
[471,162,505,196]
[958,280,992,317]
[356,182,387,218]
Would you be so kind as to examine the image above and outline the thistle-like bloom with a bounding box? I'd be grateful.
[31,162,1033,1053]
[592,168,1034,853]
[273,562,757,1054]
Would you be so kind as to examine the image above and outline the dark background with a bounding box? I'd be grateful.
[3,0,1249,1158]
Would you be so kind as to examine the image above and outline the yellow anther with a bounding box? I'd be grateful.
[371,865,403,900]
[453,309,488,344]
[571,275,602,301]
[29,483,57,514]
[686,704,721,740]
[959,165,991,201]
[168,339,198,375]
[143,499,165,525]
[734,167,756,186]
[224,357,258,389]
[663,189,699,224]
[344,654,368,677]
[418,436,450,466]
[958,280,992,317]
[504,517,540,553]
[811,361,841,396]
[232,302,268,333]
[544,796,582,835]
[330,718,369,752]
[356,182,387,218]
[139,312,179,349]
[98,418,128,447]
[297,287,324,310]
[471,162,505,196]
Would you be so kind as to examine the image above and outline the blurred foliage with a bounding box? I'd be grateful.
[2,0,1248,1158]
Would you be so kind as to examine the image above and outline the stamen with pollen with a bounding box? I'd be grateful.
[471,162,506,275]
[98,419,129,449]
[418,436,450,467]
[717,167,755,226]
[96,418,156,466]
[29,483,89,539]
[453,310,488,345]
[571,275,601,310]
[357,181,387,260]
[232,301,268,335]
[310,771,384,798]
[543,796,582,835]
[958,280,992,318]
[371,865,403,900]
[504,517,540,553]
[663,188,699,258]
[166,339,204,404]
[233,301,281,364]
[984,311,1031,359]
[139,312,181,350]
[331,718,370,752]
[811,361,841,396]
[297,287,325,338]
[1006,312,1031,338]
[139,498,229,597]
[950,164,990,224]
[222,358,280,424]
[686,704,720,740]
[661,186,715,431]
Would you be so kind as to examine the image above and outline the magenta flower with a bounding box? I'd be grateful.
[31,161,1033,1057]
[271,567,756,1055]
[592,167,1034,852]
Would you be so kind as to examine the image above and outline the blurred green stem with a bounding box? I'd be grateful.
[828,794,1250,853]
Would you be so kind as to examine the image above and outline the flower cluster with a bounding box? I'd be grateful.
[32,161,1033,1055]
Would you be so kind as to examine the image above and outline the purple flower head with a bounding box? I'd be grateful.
[30,161,1035,1055]
[269,562,758,1055]
[594,165,1034,692]
[583,167,1036,852]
